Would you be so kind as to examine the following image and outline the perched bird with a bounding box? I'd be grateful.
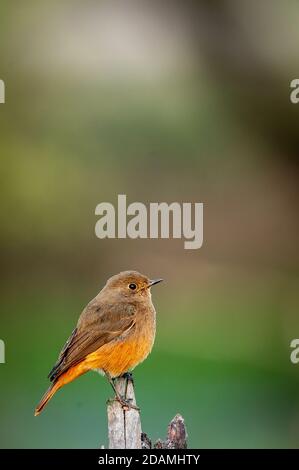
[35,271,162,416]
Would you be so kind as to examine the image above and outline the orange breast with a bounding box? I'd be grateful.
[84,332,154,377]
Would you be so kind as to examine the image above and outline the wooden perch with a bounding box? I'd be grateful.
[107,376,141,449]
[106,376,187,449]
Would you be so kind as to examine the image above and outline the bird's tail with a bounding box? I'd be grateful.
[34,381,61,416]
[34,363,88,416]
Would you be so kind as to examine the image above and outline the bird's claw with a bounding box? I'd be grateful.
[115,395,140,411]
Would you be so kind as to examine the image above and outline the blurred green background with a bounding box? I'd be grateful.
[1,0,299,448]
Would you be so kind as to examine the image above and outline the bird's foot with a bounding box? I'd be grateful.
[115,395,140,411]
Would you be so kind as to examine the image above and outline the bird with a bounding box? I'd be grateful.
[34,271,162,416]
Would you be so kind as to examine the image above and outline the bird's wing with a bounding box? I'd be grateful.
[48,300,137,382]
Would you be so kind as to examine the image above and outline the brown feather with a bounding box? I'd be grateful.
[48,299,137,382]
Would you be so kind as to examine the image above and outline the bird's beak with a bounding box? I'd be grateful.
[148,278,163,288]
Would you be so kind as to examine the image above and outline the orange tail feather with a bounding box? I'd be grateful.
[34,362,89,416]
[34,381,61,416]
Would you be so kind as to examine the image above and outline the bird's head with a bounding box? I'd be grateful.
[104,270,163,299]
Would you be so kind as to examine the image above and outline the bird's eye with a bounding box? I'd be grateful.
[129,283,137,290]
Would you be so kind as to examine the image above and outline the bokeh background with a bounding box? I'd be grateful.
[1,0,299,448]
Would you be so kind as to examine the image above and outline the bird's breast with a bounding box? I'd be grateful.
[87,305,156,377]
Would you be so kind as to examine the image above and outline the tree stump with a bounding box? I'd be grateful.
[106,376,187,449]
[107,376,141,449]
